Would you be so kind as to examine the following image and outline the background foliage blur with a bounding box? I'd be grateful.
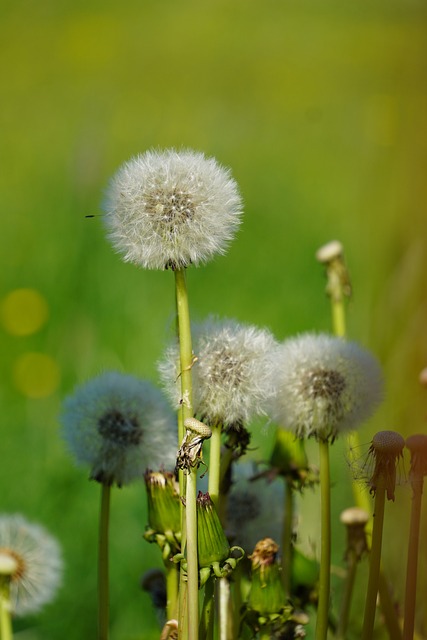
[1,1,426,638]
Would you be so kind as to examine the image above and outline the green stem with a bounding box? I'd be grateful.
[174,268,198,640]
[335,549,358,639]
[403,479,424,640]
[315,440,331,640]
[281,480,293,598]
[378,573,403,640]
[361,485,386,640]
[186,467,199,640]
[199,577,215,640]
[0,577,13,640]
[330,297,346,338]
[166,563,179,621]
[208,424,222,507]
[98,483,111,640]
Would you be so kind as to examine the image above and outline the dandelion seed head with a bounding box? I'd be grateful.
[61,372,177,486]
[0,515,62,616]
[159,318,277,427]
[103,149,243,270]
[271,333,383,442]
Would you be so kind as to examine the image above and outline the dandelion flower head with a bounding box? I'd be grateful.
[0,514,62,616]
[61,372,177,486]
[103,149,243,270]
[271,333,383,442]
[159,318,277,427]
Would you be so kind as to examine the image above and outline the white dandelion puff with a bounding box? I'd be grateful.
[103,149,243,270]
[271,333,383,442]
[159,318,277,427]
[61,372,177,486]
[0,514,62,616]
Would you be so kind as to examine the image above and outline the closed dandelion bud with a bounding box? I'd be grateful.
[340,507,370,561]
[248,538,286,617]
[368,430,405,501]
[144,471,181,540]
[197,492,229,568]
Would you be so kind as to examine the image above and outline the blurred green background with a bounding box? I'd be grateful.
[1,0,426,638]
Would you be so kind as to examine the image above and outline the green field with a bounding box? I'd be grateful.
[1,1,426,638]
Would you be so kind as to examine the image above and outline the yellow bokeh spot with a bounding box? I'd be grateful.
[13,352,60,399]
[1,288,49,336]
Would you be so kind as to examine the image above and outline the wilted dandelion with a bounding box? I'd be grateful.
[403,433,427,640]
[103,149,243,270]
[271,333,383,442]
[0,514,62,616]
[159,317,277,429]
[361,430,405,640]
[61,371,177,486]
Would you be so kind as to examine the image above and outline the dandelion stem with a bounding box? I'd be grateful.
[98,483,111,640]
[331,297,346,338]
[166,564,179,621]
[403,479,424,640]
[362,484,386,640]
[335,548,357,639]
[199,577,215,640]
[316,439,331,640]
[174,268,198,640]
[208,424,222,507]
[0,576,13,640]
[282,481,293,598]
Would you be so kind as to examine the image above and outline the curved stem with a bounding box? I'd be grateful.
[403,479,424,640]
[315,440,331,640]
[362,485,386,640]
[98,483,111,640]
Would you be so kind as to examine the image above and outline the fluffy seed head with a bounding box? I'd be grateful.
[0,514,62,616]
[159,318,277,427]
[61,372,177,486]
[103,149,243,270]
[270,333,383,442]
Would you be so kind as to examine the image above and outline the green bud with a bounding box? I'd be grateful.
[197,492,230,568]
[248,538,286,616]
[144,471,181,536]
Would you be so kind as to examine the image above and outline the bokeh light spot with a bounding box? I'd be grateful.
[1,289,49,336]
[13,353,60,398]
